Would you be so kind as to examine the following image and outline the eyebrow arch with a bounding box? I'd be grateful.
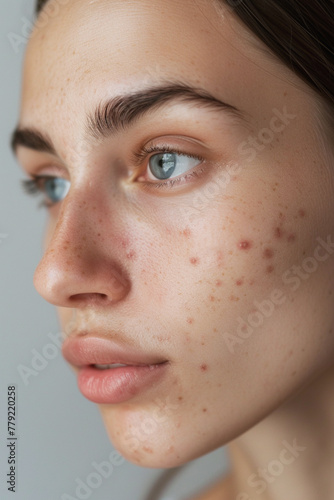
[11,81,244,156]
[87,81,244,139]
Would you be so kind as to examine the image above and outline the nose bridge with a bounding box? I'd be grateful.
[33,187,130,307]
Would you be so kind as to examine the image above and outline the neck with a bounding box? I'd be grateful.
[227,364,334,500]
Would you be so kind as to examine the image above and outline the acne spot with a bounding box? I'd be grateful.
[287,233,296,242]
[230,295,240,301]
[190,257,199,265]
[202,408,207,413]
[249,279,255,285]
[126,250,136,261]
[187,317,194,324]
[143,447,153,454]
[215,280,222,287]
[236,278,244,286]
[274,227,283,239]
[238,240,252,250]
[97,233,101,237]
[263,248,274,259]
[266,265,275,274]
[209,295,215,302]
[298,209,306,218]
[180,227,192,238]
[200,364,208,371]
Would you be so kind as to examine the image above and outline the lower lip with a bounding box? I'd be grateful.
[77,363,169,404]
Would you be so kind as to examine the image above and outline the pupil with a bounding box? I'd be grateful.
[151,153,176,180]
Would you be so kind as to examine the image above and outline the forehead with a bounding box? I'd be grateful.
[20,0,307,148]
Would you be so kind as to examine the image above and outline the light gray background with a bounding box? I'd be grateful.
[0,1,229,499]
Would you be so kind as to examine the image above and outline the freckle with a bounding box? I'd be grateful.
[200,364,208,371]
[97,233,101,237]
[190,257,199,265]
[238,240,252,250]
[180,227,191,238]
[274,227,283,239]
[82,236,86,241]
[201,341,205,345]
[230,295,240,301]
[215,280,222,287]
[202,408,207,413]
[287,233,296,242]
[178,396,183,401]
[236,278,244,286]
[187,317,194,324]
[263,248,274,259]
[63,246,68,250]
[266,265,275,274]
[298,209,306,218]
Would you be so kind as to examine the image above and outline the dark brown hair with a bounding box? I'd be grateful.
[36,0,333,109]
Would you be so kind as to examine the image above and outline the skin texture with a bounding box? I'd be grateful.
[15,0,334,498]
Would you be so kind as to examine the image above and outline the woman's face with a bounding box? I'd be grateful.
[16,0,334,467]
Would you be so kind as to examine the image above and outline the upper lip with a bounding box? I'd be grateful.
[62,333,168,368]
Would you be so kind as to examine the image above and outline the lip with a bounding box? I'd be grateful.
[61,334,169,404]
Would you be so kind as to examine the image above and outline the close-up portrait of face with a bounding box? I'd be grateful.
[2,0,334,499]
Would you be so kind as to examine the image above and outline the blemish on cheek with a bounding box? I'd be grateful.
[230,295,240,301]
[274,227,283,239]
[263,248,274,259]
[126,250,137,261]
[266,265,275,274]
[209,295,215,302]
[287,233,296,242]
[178,396,183,401]
[143,447,153,454]
[236,278,244,286]
[202,408,207,413]
[180,227,192,238]
[187,317,194,324]
[298,209,306,218]
[200,364,208,371]
[190,257,199,265]
[238,240,252,250]
[215,280,223,287]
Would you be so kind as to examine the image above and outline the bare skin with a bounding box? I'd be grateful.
[13,1,334,499]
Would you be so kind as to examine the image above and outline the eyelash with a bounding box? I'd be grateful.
[131,144,205,190]
[21,177,54,208]
[21,144,206,206]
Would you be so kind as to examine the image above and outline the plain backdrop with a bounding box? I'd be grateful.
[0,1,229,499]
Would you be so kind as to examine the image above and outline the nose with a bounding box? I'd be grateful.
[33,191,131,309]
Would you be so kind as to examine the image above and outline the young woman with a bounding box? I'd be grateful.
[12,0,334,498]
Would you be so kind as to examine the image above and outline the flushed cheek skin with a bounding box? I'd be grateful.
[21,0,334,469]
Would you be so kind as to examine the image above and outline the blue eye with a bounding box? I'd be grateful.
[43,177,70,203]
[21,176,71,207]
[148,152,201,181]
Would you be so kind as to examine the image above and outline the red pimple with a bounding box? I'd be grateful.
[215,280,222,287]
[298,209,306,218]
[187,317,194,324]
[266,265,275,274]
[190,257,199,265]
[200,364,208,371]
[180,227,192,238]
[287,233,296,242]
[274,227,283,239]
[263,248,274,259]
[238,240,252,250]
[236,278,244,286]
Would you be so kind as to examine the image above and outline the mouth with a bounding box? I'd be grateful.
[61,334,169,404]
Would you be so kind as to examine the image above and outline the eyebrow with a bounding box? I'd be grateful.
[11,81,244,156]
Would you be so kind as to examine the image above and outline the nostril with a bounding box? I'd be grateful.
[69,293,110,305]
